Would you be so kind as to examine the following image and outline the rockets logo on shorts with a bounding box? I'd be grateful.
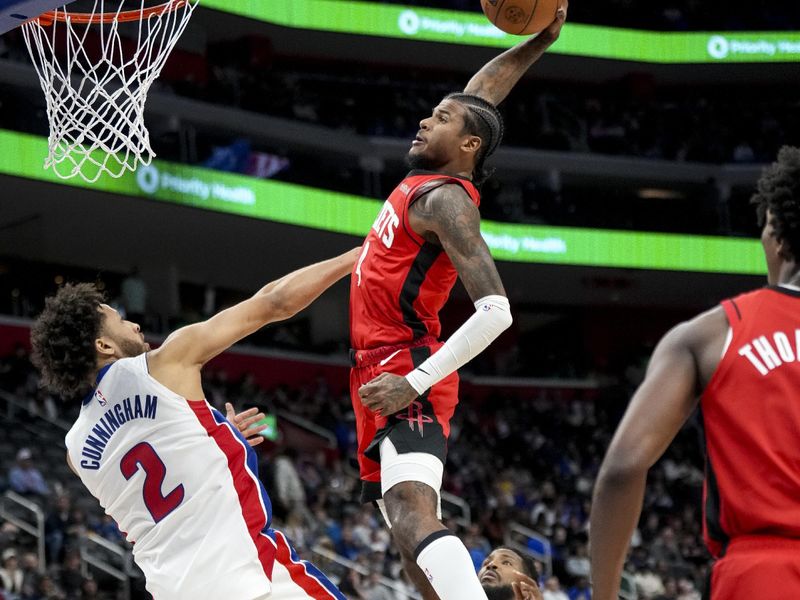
[396,400,434,436]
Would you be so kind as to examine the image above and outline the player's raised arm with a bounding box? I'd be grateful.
[589,316,709,600]
[463,0,567,106]
[154,248,359,368]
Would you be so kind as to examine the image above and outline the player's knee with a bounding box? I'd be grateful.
[383,481,441,551]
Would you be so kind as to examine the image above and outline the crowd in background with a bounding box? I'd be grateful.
[0,256,624,383]
[0,341,710,600]
[349,0,799,31]
[163,51,797,169]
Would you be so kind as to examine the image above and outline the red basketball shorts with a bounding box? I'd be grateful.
[709,536,800,600]
[349,336,459,504]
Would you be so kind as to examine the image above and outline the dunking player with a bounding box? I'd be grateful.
[591,147,800,600]
[30,249,358,600]
[350,4,567,599]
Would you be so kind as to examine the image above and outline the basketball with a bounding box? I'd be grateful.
[481,0,560,35]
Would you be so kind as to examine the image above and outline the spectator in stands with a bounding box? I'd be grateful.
[391,569,417,600]
[8,447,49,499]
[654,578,678,600]
[676,578,700,600]
[120,267,147,325]
[34,574,65,600]
[79,577,102,600]
[351,570,394,600]
[567,577,591,600]
[337,523,363,561]
[564,543,590,579]
[272,447,307,521]
[0,344,34,392]
[59,551,83,598]
[282,510,308,551]
[633,566,665,599]
[20,551,39,597]
[44,495,71,564]
[93,515,123,543]
[0,548,23,596]
[542,576,569,600]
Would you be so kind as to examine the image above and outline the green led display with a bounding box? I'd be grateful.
[0,128,763,274]
[200,0,800,64]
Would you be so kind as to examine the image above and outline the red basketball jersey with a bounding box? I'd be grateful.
[349,171,481,350]
[701,286,800,557]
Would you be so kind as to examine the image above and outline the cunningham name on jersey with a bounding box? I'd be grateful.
[79,392,158,470]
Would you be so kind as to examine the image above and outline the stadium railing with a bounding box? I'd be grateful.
[311,543,422,599]
[506,521,554,577]
[441,491,472,528]
[80,532,135,600]
[0,490,45,573]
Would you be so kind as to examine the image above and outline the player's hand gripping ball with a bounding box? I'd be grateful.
[482,0,567,36]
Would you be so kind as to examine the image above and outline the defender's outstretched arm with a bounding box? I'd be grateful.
[157,248,359,367]
[464,0,567,105]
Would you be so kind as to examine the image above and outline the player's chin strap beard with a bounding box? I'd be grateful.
[483,584,516,600]
[405,151,437,172]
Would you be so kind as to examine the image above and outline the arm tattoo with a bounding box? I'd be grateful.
[412,185,506,300]
[463,37,551,105]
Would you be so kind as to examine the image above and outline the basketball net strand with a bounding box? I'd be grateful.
[21,1,198,182]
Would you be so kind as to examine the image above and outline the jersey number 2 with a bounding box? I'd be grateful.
[120,442,185,523]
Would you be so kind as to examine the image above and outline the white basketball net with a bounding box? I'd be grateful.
[21,0,198,182]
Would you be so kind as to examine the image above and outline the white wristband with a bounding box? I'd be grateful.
[405,295,512,395]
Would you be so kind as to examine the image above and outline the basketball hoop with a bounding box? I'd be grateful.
[21,0,198,182]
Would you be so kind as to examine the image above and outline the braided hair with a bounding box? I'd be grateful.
[445,93,505,186]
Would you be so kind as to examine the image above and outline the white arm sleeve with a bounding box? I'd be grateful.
[405,295,512,395]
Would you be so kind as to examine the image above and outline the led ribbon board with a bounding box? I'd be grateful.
[0,128,763,274]
[199,0,800,64]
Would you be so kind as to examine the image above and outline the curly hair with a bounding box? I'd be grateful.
[751,146,800,259]
[31,283,106,399]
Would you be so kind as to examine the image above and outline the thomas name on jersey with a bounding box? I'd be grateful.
[738,329,800,376]
[79,394,159,470]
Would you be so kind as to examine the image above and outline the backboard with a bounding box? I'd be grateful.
[0,0,77,34]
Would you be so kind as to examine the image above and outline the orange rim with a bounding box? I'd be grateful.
[36,0,190,25]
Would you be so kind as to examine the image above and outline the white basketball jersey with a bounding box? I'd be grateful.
[65,355,275,600]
